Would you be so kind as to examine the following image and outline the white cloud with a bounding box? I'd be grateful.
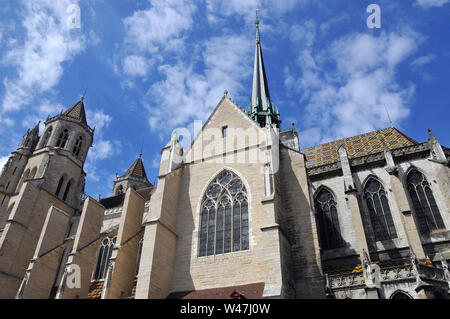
[146,35,252,131]
[285,24,422,147]
[21,99,63,131]
[123,0,197,54]
[415,0,449,8]
[86,109,112,133]
[0,156,9,171]
[123,55,151,77]
[411,54,436,67]
[1,0,85,113]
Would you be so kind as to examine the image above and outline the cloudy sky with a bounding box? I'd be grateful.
[0,0,449,197]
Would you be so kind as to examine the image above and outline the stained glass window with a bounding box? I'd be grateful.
[315,188,343,250]
[199,170,249,257]
[407,170,445,234]
[94,236,117,280]
[364,178,397,241]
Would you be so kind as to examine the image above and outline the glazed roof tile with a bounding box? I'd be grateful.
[302,127,418,169]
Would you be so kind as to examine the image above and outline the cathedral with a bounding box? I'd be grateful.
[0,17,449,300]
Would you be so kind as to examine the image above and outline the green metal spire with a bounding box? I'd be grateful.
[247,9,281,128]
[255,8,260,42]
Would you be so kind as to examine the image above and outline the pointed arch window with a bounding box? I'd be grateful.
[315,188,343,250]
[407,170,445,234]
[55,176,64,197]
[41,127,52,148]
[364,178,397,241]
[135,238,143,277]
[72,136,83,157]
[62,181,71,201]
[56,129,69,148]
[94,236,116,280]
[199,170,249,257]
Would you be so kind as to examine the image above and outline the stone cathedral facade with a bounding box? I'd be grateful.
[0,19,449,300]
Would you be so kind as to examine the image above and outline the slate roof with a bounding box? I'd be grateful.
[99,193,125,209]
[167,282,265,299]
[302,127,418,169]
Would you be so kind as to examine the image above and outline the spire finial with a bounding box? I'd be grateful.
[255,8,260,42]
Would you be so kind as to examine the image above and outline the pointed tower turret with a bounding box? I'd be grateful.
[113,155,152,196]
[247,9,281,128]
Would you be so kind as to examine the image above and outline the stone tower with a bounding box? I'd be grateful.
[113,155,152,196]
[0,124,40,231]
[0,98,94,298]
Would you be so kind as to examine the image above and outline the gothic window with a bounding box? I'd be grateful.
[72,136,83,157]
[6,182,10,190]
[56,129,69,148]
[55,176,64,197]
[41,127,52,148]
[62,181,71,201]
[199,170,249,257]
[315,188,343,250]
[12,167,17,175]
[94,236,117,280]
[390,291,412,300]
[407,170,445,234]
[135,238,143,277]
[364,178,397,241]
[116,185,123,195]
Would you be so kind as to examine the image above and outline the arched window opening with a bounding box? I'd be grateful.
[30,167,37,179]
[391,291,412,300]
[62,181,71,201]
[135,238,143,277]
[16,169,30,193]
[116,185,123,195]
[56,129,69,148]
[199,170,249,257]
[407,170,445,234]
[364,178,397,241]
[55,176,64,197]
[94,236,116,281]
[12,167,17,175]
[72,136,83,157]
[5,182,10,191]
[315,188,343,250]
[41,127,52,148]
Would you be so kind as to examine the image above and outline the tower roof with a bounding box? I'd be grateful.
[248,10,281,128]
[63,98,88,126]
[124,155,147,179]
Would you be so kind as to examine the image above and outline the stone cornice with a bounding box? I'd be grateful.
[307,143,432,179]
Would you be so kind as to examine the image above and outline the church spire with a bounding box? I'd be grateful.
[248,9,281,128]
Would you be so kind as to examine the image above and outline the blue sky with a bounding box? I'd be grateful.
[0,0,449,198]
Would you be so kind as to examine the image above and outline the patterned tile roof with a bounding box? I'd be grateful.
[167,282,265,299]
[302,127,418,169]
[87,281,104,299]
[130,279,137,299]
[63,99,88,126]
[124,156,147,179]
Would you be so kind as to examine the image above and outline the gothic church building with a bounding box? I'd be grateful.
[0,19,449,300]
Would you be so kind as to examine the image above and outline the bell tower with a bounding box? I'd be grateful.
[0,97,94,298]
[113,155,152,196]
[0,123,40,229]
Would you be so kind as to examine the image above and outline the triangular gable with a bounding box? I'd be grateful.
[183,95,265,161]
